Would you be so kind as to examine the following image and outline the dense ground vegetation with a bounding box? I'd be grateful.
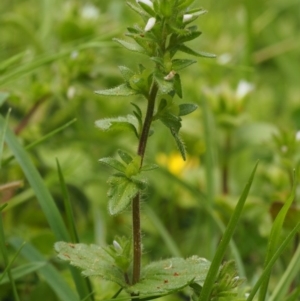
[0,0,300,300]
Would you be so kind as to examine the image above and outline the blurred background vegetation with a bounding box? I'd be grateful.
[1,0,300,300]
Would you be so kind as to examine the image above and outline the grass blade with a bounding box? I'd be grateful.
[9,237,80,301]
[0,108,11,168]
[198,162,258,301]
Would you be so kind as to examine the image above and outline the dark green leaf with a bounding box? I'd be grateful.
[138,2,156,16]
[177,31,202,44]
[179,103,198,116]
[160,112,181,132]
[154,75,174,94]
[107,175,140,215]
[95,83,138,97]
[128,256,210,295]
[174,74,182,98]
[178,45,216,58]
[118,150,133,165]
[99,157,127,173]
[170,128,186,161]
[55,242,127,287]
[172,59,197,71]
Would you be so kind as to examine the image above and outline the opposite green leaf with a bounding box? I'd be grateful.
[107,175,140,215]
[113,38,146,54]
[178,45,216,58]
[128,256,210,295]
[95,83,138,97]
[118,150,133,165]
[99,157,127,173]
[172,59,197,71]
[179,103,198,116]
[55,242,127,287]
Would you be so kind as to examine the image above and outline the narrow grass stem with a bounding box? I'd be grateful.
[132,81,158,285]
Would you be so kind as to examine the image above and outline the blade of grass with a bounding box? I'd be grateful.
[0,108,11,168]
[0,92,9,107]
[9,237,80,301]
[247,221,300,301]
[2,118,77,167]
[144,204,181,257]
[0,262,46,284]
[269,243,300,301]
[0,115,93,301]
[158,167,245,277]
[198,162,258,301]
[0,204,21,301]
[283,285,300,301]
[258,176,297,301]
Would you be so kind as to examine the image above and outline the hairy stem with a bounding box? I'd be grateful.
[132,81,158,285]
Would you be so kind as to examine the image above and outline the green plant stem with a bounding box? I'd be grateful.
[132,81,158,285]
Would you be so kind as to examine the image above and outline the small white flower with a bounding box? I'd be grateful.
[296,131,300,141]
[113,240,122,252]
[183,14,193,23]
[67,86,76,99]
[217,53,232,65]
[145,17,156,32]
[236,80,254,99]
[81,4,99,20]
[164,70,176,80]
[136,0,154,9]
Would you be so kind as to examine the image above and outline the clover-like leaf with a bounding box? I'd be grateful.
[107,175,140,215]
[128,256,210,295]
[99,157,127,173]
[95,115,139,137]
[54,242,127,287]
[95,83,137,97]
[179,103,198,116]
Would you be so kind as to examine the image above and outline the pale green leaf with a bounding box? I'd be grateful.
[141,164,159,171]
[99,157,126,173]
[154,75,174,94]
[113,38,146,54]
[118,150,133,164]
[55,242,127,287]
[107,175,139,215]
[95,83,137,97]
[118,66,135,82]
[128,256,210,295]
[179,103,198,116]
[0,92,9,107]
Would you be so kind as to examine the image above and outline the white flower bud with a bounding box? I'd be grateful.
[236,80,254,99]
[164,70,176,80]
[183,14,193,23]
[296,131,300,141]
[136,0,154,9]
[113,240,122,252]
[145,17,156,32]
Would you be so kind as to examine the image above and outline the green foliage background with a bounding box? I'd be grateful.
[1,0,300,300]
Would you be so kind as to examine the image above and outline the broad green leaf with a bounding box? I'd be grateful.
[179,103,198,116]
[119,66,135,82]
[95,115,139,137]
[172,59,196,71]
[170,128,186,161]
[118,150,133,164]
[160,112,181,131]
[95,83,137,97]
[113,38,146,54]
[178,45,216,58]
[128,256,210,295]
[0,262,46,284]
[107,175,140,215]
[55,242,127,287]
[99,157,127,173]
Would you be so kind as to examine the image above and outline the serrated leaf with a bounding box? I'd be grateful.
[141,163,159,171]
[118,150,133,164]
[179,103,198,116]
[55,242,127,287]
[113,38,146,54]
[99,157,126,173]
[107,175,140,215]
[178,45,216,58]
[171,128,186,161]
[119,66,135,82]
[95,115,139,137]
[172,59,197,71]
[128,256,210,295]
[95,83,137,97]
[154,75,174,94]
